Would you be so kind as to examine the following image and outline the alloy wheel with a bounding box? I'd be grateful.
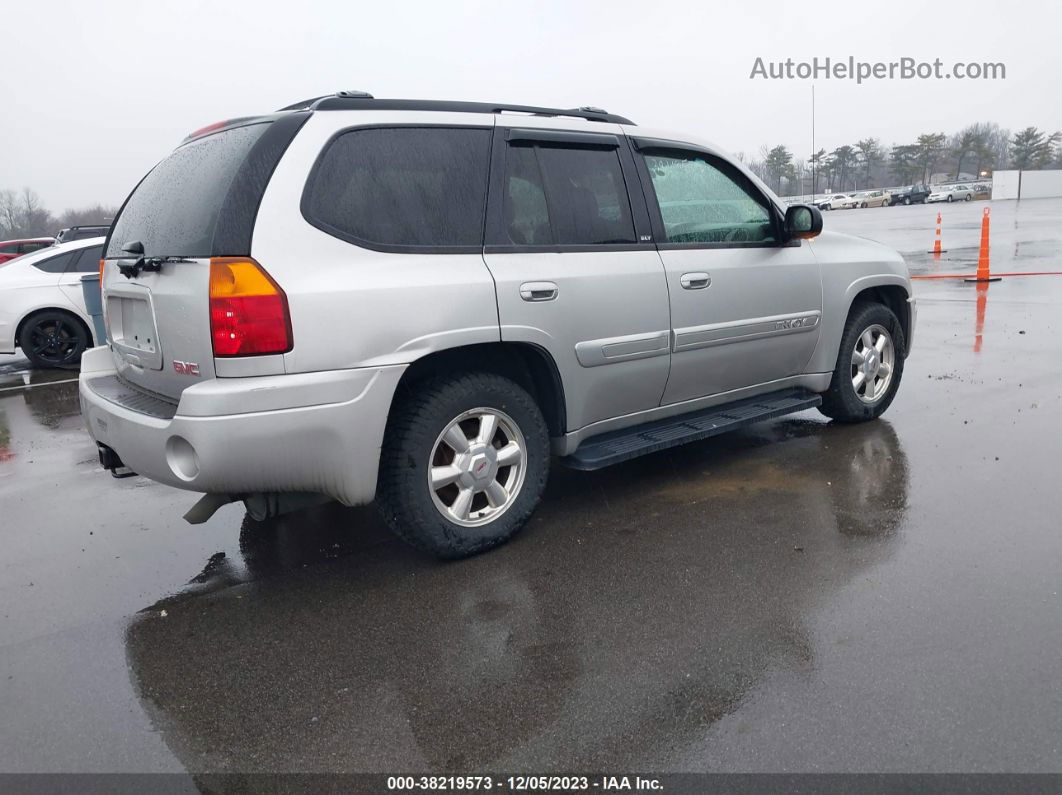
[28,318,81,366]
[428,408,527,527]
[851,324,895,404]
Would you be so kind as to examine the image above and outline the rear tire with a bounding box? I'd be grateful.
[819,302,905,423]
[376,372,550,559]
[18,310,89,369]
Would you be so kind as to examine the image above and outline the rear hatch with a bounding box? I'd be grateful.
[102,114,306,401]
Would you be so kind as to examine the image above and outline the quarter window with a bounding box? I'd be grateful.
[32,251,77,273]
[498,143,636,247]
[642,151,777,245]
[304,127,492,249]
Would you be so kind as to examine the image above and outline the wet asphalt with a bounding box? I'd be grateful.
[1,198,1061,774]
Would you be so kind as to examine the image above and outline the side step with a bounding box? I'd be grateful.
[562,388,822,471]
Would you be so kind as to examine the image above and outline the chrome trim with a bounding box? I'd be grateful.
[673,310,821,354]
[679,272,711,290]
[574,330,670,368]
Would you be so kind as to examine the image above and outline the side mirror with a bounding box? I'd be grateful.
[784,204,823,240]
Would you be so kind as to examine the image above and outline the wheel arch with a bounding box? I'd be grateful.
[847,283,912,353]
[389,341,567,438]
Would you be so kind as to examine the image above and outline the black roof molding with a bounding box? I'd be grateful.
[276,93,634,125]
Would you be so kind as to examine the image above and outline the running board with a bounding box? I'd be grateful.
[562,388,822,471]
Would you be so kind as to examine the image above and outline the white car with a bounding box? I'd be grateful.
[817,193,856,210]
[0,237,105,367]
[927,185,974,203]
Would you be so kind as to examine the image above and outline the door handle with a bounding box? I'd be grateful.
[679,272,711,290]
[519,282,558,302]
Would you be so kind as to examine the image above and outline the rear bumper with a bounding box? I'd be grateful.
[78,346,405,506]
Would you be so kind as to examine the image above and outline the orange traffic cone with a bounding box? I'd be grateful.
[965,207,1002,282]
[928,212,946,257]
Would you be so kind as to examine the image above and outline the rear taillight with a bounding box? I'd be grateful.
[99,259,105,290]
[209,257,292,357]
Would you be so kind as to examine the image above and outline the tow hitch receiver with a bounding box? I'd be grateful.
[97,443,136,479]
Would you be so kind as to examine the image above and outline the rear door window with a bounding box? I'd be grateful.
[106,122,270,258]
[303,127,492,250]
[495,142,636,247]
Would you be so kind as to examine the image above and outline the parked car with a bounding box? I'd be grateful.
[80,92,914,559]
[888,184,930,205]
[0,237,55,265]
[857,190,890,208]
[817,193,857,210]
[0,237,104,367]
[927,185,974,203]
[56,225,110,243]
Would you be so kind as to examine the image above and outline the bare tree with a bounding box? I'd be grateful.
[950,127,982,179]
[0,187,117,240]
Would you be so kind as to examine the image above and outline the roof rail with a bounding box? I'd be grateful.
[276,92,635,125]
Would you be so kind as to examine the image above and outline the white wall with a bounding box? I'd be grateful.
[992,169,1062,200]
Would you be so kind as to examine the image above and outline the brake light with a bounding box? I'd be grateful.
[98,259,105,291]
[209,258,292,357]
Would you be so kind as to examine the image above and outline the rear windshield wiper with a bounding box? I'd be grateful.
[116,241,188,278]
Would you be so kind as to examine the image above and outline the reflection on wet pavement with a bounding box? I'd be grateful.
[123,420,908,772]
[0,359,84,463]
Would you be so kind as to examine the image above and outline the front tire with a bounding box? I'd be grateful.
[18,311,89,369]
[377,372,550,559]
[903,197,911,205]
[819,302,905,423]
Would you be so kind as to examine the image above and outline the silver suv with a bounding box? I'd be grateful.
[80,92,915,558]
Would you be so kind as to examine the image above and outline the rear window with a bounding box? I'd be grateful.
[106,123,269,258]
[70,245,104,272]
[302,127,492,250]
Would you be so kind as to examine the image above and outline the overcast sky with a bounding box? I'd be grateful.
[2,0,1060,210]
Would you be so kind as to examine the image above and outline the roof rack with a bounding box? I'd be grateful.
[275,92,635,125]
